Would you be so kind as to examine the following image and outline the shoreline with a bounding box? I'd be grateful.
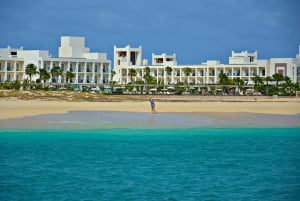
[1,98,300,120]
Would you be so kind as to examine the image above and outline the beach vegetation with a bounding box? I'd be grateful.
[232,77,244,95]
[218,73,231,85]
[252,75,263,87]
[0,81,17,90]
[51,66,63,81]
[183,67,192,85]
[165,66,172,85]
[264,76,273,95]
[111,70,116,80]
[25,64,38,83]
[272,73,284,86]
[174,82,185,95]
[65,71,75,84]
[39,69,51,88]
[143,67,154,94]
[128,69,137,84]
[109,81,117,93]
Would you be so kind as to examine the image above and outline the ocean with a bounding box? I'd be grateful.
[1,127,299,200]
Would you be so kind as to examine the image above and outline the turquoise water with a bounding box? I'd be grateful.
[1,128,300,200]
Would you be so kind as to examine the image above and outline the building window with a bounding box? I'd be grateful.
[119,51,126,57]
[156,58,163,63]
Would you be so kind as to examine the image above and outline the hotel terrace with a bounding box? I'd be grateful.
[0,36,300,88]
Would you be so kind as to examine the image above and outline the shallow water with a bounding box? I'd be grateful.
[0,111,299,129]
[1,128,300,200]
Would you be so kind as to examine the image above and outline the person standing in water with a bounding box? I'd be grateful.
[150,98,156,113]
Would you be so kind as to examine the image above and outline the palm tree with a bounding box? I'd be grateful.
[111,70,116,81]
[65,71,75,84]
[264,76,273,95]
[183,67,192,85]
[39,69,50,88]
[144,66,150,75]
[165,66,172,85]
[272,73,284,86]
[109,81,116,93]
[284,76,292,85]
[51,66,63,82]
[25,64,38,83]
[264,76,273,87]
[143,66,152,83]
[51,66,63,89]
[218,73,230,85]
[128,68,137,84]
[143,66,152,94]
[232,77,244,95]
[252,75,263,87]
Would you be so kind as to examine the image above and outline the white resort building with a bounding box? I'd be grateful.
[0,36,111,85]
[1,36,300,87]
[113,45,300,85]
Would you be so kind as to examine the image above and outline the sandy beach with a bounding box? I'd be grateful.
[1,97,300,120]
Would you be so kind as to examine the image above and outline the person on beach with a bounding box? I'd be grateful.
[150,98,156,113]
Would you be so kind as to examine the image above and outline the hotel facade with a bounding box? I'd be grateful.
[1,36,300,87]
[114,45,300,85]
[0,36,111,86]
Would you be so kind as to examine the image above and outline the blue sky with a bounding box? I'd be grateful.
[1,0,299,65]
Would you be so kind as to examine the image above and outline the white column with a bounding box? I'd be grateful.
[13,61,17,80]
[91,62,95,84]
[75,62,79,84]
[240,67,242,78]
[157,67,159,84]
[214,67,217,84]
[164,69,166,85]
[108,63,112,82]
[293,65,297,83]
[248,67,250,82]
[205,68,208,84]
[180,68,182,82]
[83,62,87,84]
[126,68,129,83]
[100,63,104,84]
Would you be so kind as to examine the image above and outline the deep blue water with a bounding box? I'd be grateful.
[1,128,300,200]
